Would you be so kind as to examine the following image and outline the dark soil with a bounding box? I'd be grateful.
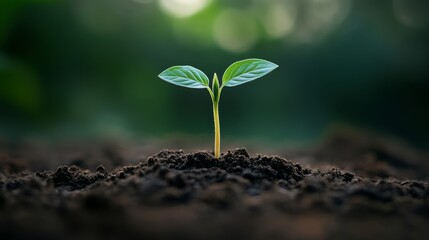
[0,136,428,239]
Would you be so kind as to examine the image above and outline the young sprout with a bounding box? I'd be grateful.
[158,58,278,158]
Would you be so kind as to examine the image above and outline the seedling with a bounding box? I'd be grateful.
[158,58,278,158]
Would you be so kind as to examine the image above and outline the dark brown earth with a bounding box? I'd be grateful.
[0,134,428,240]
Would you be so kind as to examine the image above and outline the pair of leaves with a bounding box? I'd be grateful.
[158,59,278,89]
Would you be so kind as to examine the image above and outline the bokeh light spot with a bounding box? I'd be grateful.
[292,0,350,43]
[260,0,297,39]
[213,9,258,53]
[393,0,429,29]
[159,0,211,18]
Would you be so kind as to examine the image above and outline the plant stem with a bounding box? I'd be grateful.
[212,100,221,158]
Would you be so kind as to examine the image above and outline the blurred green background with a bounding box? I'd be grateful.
[0,0,428,148]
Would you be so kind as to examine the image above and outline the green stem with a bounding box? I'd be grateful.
[213,100,221,158]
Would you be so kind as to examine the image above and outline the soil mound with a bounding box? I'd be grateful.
[1,148,428,239]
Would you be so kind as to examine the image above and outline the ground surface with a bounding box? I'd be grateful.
[0,132,428,240]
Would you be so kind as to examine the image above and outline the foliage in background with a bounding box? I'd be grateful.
[0,0,428,148]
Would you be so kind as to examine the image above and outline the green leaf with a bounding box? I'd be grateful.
[158,66,209,89]
[222,58,278,87]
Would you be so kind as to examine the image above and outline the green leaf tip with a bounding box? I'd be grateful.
[158,65,209,89]
[212,73,220,102]
[222,58,278,87]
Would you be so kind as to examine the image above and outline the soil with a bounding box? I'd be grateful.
[0,134,428,240]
